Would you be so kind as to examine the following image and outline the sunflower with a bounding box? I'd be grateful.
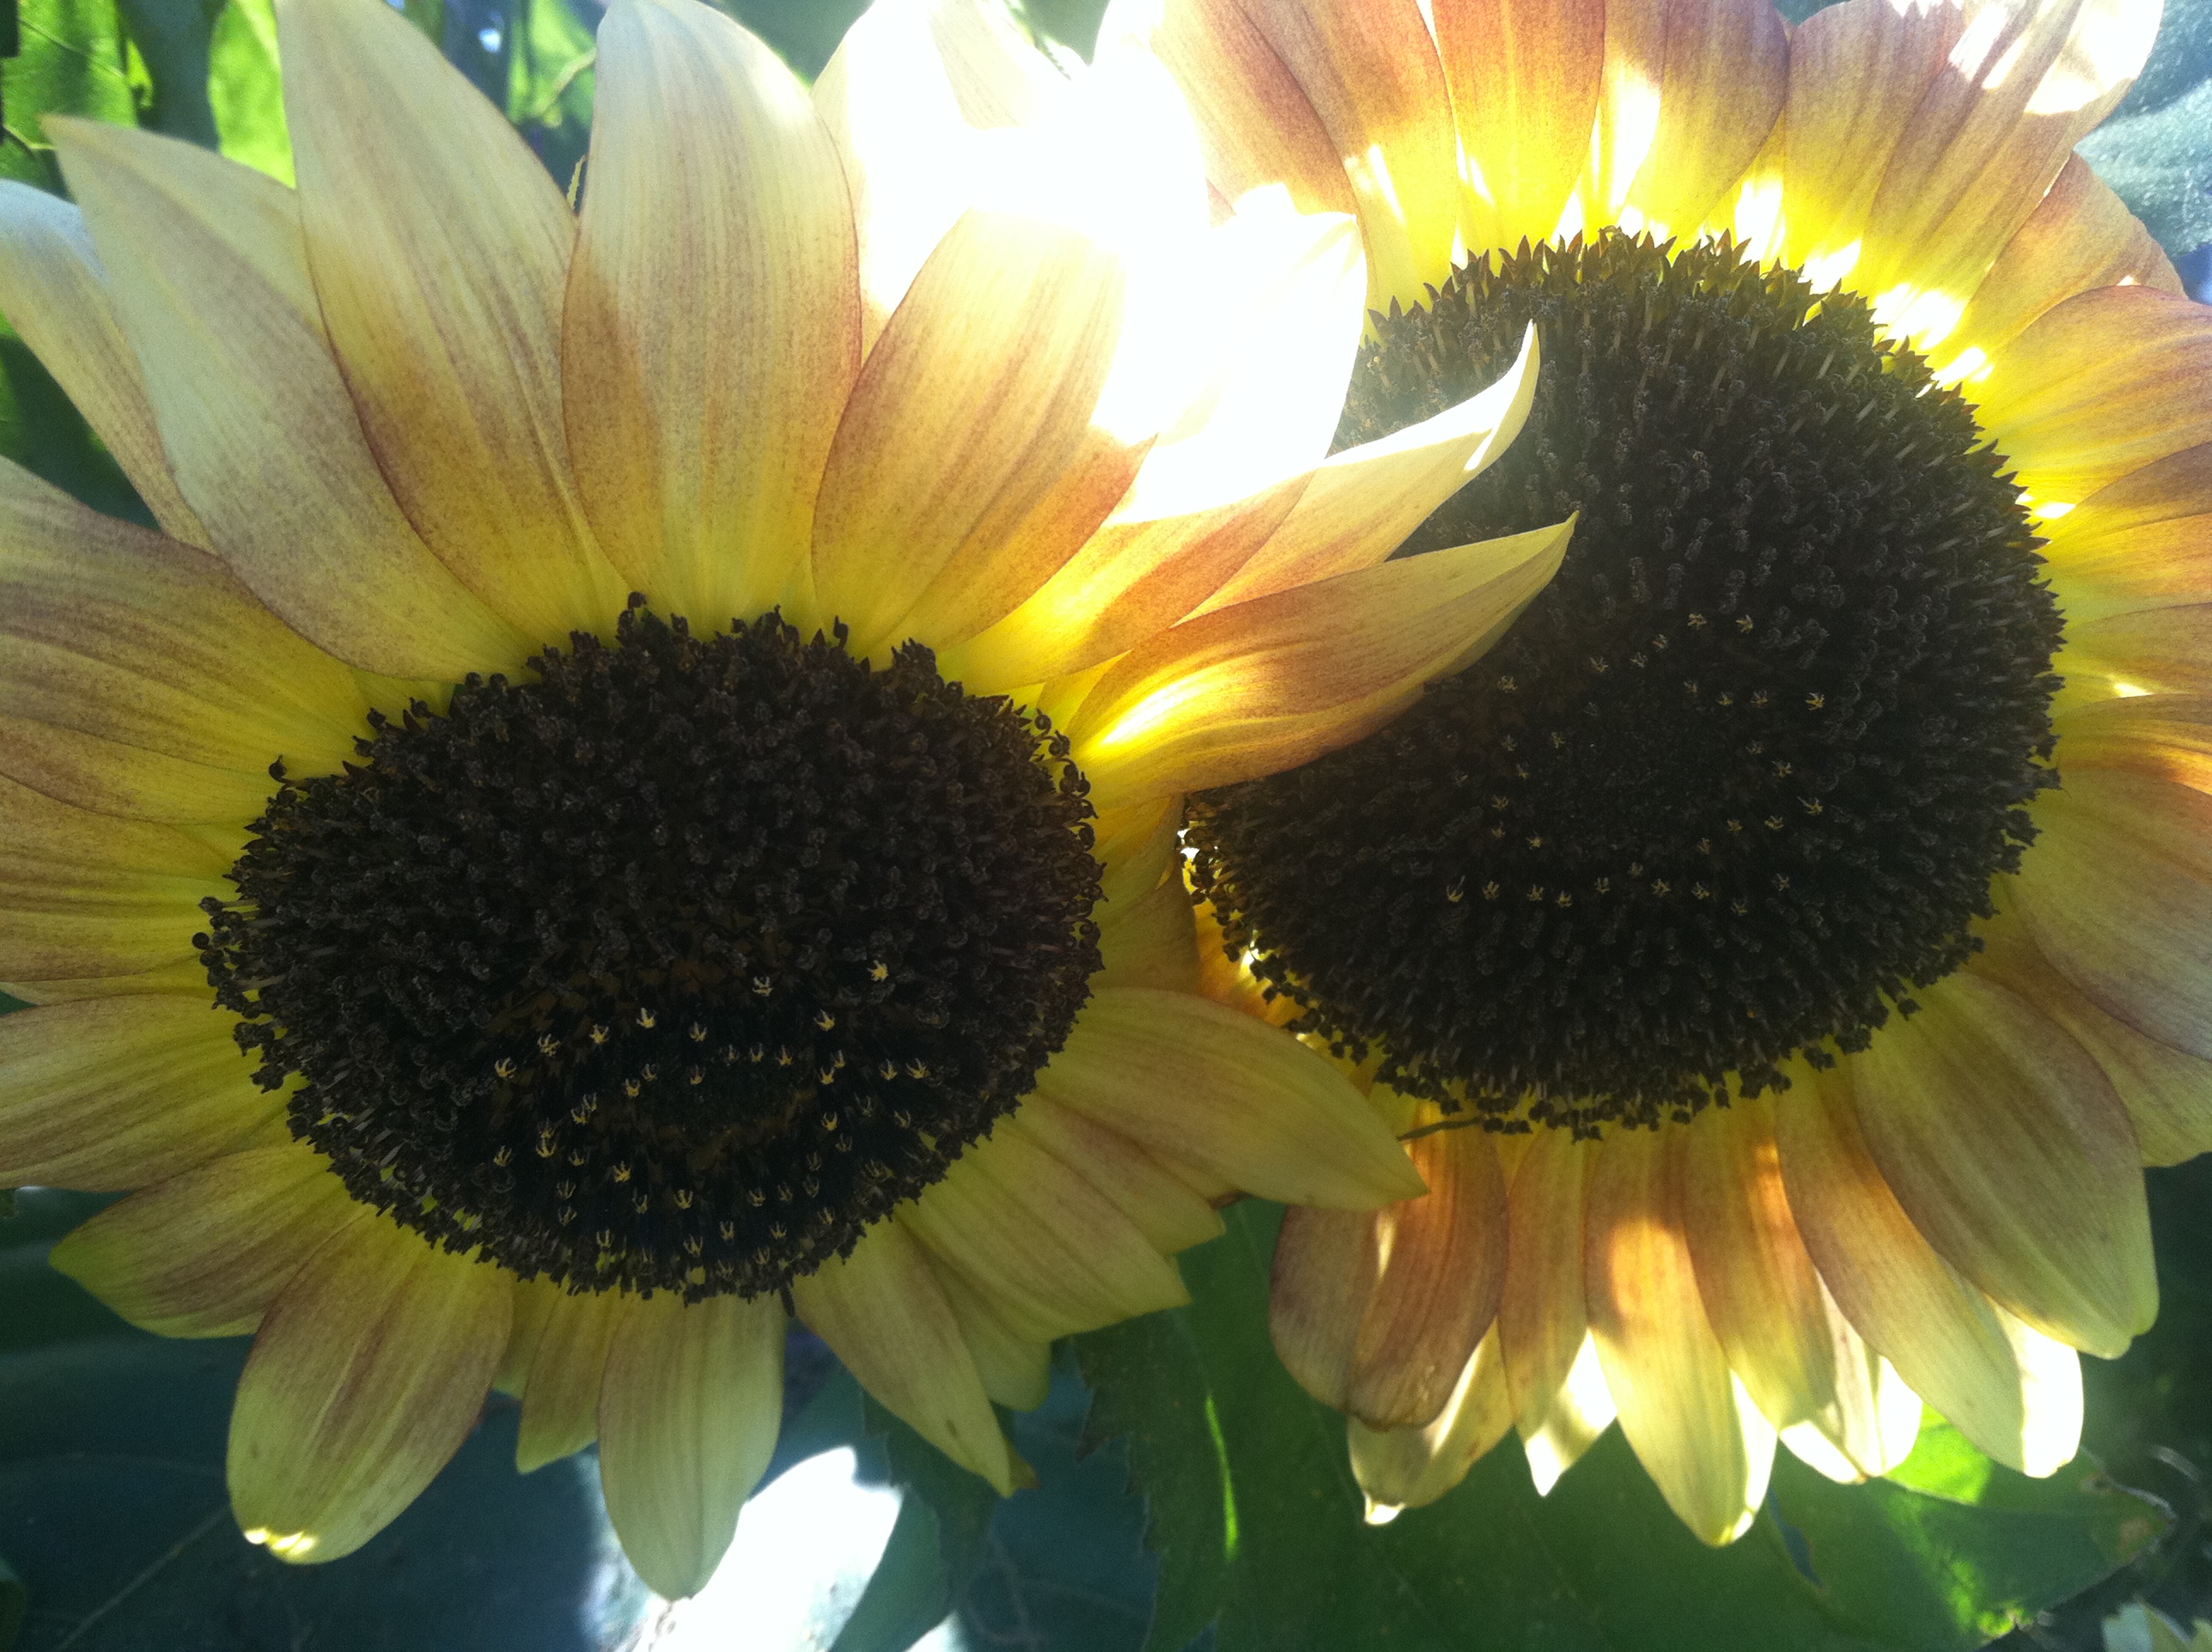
[1106,0,2212,1543]
[0,0,1575,1597]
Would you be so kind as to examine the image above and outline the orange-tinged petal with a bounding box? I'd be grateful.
[1093,794,1186,914]
[509,1281,626,1474]
[1850,972,2155,1357]
[0,997,276,1189]
[809,212,1144,656]
[1436,0,1604,255]
[50,1141,364,1337]
[1070,519,1568,811]
[1035,986,1425,1208]
[2041,442,2212,624]
[49,118,528,681]
[1347,1327,1515,1519]
[2011,769,2212,1061]
[1271,1105,1505,1428]
[902,1113,1190,1342]
[1007,1096,1225,1257]
[1853,0,2160,351]
[792,1217,1014,1492]
[0,459,371,823]
[1974,286,2212,514]
[1200,325,1540,609]
[1584,1125,1776,1545]
[1776,1063,2080,1475]
[565,0,859,625]
[1499,1127,1615,1491]
[0,181,205,544]
[1099,0,1354,224]
[279,0,625,642]
[1612,0,1788,243]
[1679,1091,1920,1477]
[229,1217,512,1563]
[1233,0,1461,309]
[1947,154,2180,369]
[598,1288,785,1600]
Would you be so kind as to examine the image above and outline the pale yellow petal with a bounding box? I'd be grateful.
[934,1265,1056,1411]
[278,0,625,641]
[792,1216,1013,1492]
[48,117,528,680]
[229,1217,512,1563]
[1094,869,1202,994]
[599,1288,786,1600]
[0,996,276,1189]
[2040,442,2212,625]
[565,0,859,623]
[1499,1127,1616,1491]
[50,1139,364,1337]
[1006,1095,1225,1257]
[1347,1326,1515,1520]
[1034,986,1425,1208]
[1068,519,1569,811]
[510,1282,626,1474]
[0,181,205,543]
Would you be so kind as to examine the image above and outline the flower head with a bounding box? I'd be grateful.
[0,0,1568,1594]
[1110,0,2211,1541]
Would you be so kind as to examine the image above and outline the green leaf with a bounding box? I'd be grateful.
[505,0,593,197]
[112,0,218,147]
[207,0,289,183]
[0,1556,23,1652]
[833,1392,1000,1652]
[2,0,137,191]
[1078,1200,2165,1652]
[0,328,150,523]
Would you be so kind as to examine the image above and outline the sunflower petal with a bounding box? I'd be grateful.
[0,997,276,1188]
[48,118,528,681]
[1435,0,1603,255]
[228,1217,511,1564]
[0,182,205,543]
[509,1282,626,1474]
[1498,1128,1617,1491]
[1974,286,2212,513]
[901,1115,1190,1342]
[2042,443,2212,624]
[933,1265,1056,1411]
[1095,868,1202,993]
[1228,0,1459,309]
[1271,1113,1507,1428]
[1069,519,1569,811]
[2010,769,2212,1062]
[598,1288,785,1600]
[277,0,622,642]
[50,1142,363,1337]
[1776,1063,2077,1475]
[1007,1096,1225,1256]
[1036,986,1425,1208]
[792,1217,1014,1492]
[1584,1125,1776,1545]
[565,0,859,624]
[1611,0,1789,242]
[1346,1327,1515,1519]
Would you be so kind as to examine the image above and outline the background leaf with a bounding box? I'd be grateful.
[1,0,135,190]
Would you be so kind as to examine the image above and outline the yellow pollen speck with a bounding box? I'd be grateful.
[245,1528,319,1559]
[636,1007,657,1028]
[869,961,888,981]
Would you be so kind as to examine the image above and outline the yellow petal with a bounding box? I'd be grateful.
[940,201,1367,693]
[229,1217,512,1564]
[0,181,206,543]
[1007,1094,1225,1257]
[1093,793,1186,913]
[1346,1326,1515,1520]
[1679,1091,1920,1477]
[2010,768,2212,1060]
[1197,325,1539,608]
[901,1114,1190,1343]
[48,117,528,681]
[1976,287,2212,511]
[565,0,859,623]
[0,458,372,823]
[810,212,1150,656]
[1947,153,2180,369]
[1099,0,1355,224]
[1435,0,1604,255]
[1069,518,1569,811]
[791,1217,1014,1492]
[1499,1127,1615,1492]
[0,996,276,1188]
[1851,972,2155,1357]
[1775,1062,2078,1475]
[1095,868,1202,994]
[0,774,229,987]
[2040,442,2212,625]
[933,1265,1056,1411]
[1584,1125,1776,1545]
[1848,0,2160,351]
[1270,1110,1507,1428]
[1233,0,1460,309]
[50,1140,363,1337]
[278,0,624,641]
[510,1282,626,1474]
[1035,986,1426,1208]
[1609,0,1788,243]
[598,1288,786,1600]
